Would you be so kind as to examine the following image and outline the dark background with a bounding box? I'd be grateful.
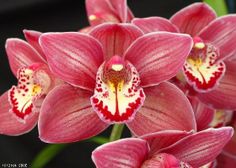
[1,0,233,167]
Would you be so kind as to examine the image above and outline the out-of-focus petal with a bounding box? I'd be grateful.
[92,138,148,168]
[198,61,236,110]
[38,84,108,143]
[39,32,104,91]
[170,2,216,36]
[199,15,236,60]
[5,38,44,76]
[124,32,193,87]
[0,91,39,136]
[23,29,46,61]
[162,127,234,167]
[127,82,196,136]
[132,17,178,34]
[90,23,143,60]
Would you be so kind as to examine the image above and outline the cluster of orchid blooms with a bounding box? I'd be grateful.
[1,0,236,167]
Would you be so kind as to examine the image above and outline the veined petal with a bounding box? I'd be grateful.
[162,127,234,167]
[0,91,38,136]
[90,23,143,60]
[132,17,179,34]
[92,138,148,168]
[198,61,236,110]
[127,82,196,136]
[23,29,46,61]
[5,38,44,76]
[39,84,108,143]
[170,2,216,36]
[39,32,104,91]
[124,32,193,87]
[199,15,236,60]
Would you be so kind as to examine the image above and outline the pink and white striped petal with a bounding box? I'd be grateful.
[199,15,236,60]
[0,91,39,136]
[170,3,216,36]
[198,61,236,110]
[39,84,108,143]
[109,0,132,22]
[132,17,179,34]
[124,32,193,87]
[5,38,44,76]
[23,30,46,61]
[161,127,234,167]
[90,23,143,60]
[127,82,196,136]
[92,138,148,168]
[39,32,104,91]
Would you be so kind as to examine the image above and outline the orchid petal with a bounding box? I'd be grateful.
[38,84,108,143]
[127,82,196,136]
[198,61,236,110]
[23,29,46,61]
[90,23,143,60]
[162,127,234,167]
[170,2,216,36]
[132,17,178,34]
[124,32,193,87]
[199,15,236,60]
[5,38,44,77]
[92,138,148,168]
[39,32,104,91]
[0,91,38,136]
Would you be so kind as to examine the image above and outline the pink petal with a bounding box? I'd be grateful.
[5,38,44,76]
[190,97,215,131]
[38,84,108,143]
[39,32,104,91]
[162,127,234,167]
[198,61,236,110]
[23,29,46,61]
[124,32,193,87]
[92,138,148,168]
[127,82,197,136]
[141,130,190,156]
[90,23,143,60]
[199,15,236,60]
[170,2,216,36]
[0,91,39,136]
[132,17,179,34]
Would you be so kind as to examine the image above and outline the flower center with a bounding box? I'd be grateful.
[91,56,145,123]
[183,37,225,92]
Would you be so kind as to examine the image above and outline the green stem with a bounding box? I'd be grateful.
[109,124,125,142]
[203,0,228,16]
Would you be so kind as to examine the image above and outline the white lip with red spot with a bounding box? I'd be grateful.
[91,56,145,124]
[183,37,226,92]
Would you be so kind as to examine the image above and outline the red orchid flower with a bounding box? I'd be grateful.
[132,3,236,110]
[38,23,196,143]
[0,30,61,136]
[92,127,233,168]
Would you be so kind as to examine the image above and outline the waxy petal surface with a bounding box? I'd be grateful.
[0,91,38,136]
[5,38,44,76]
[39,32,104,91]
[39,84,108,143]
[127,82,196,136]
[162,127,234,167]
[170,3,216,36]
[199,15,236,60]
[132,17,178,34]
[92,138,148,168]
[124,32,193,87]
[90,23,143,60]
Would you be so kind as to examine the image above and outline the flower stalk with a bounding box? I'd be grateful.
[109,124,125,142]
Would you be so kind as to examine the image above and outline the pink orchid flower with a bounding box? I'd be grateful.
[0,30,61,136]
[132,3,236,110]
[92,127,233,168]
[38,23,196,143]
